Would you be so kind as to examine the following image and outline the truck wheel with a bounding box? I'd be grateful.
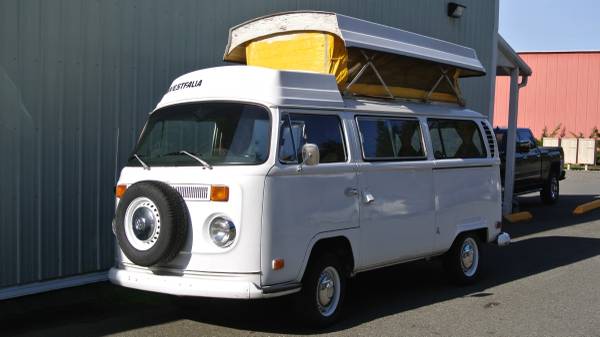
[443,233,482,285]
[296,253,346,327]
[541,171,559,205]
[114,181,189,266]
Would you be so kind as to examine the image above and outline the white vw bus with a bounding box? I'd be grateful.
[109,12,510,326]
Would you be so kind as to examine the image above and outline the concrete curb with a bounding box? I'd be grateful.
[0,271,108,301]
[573,199,600,215]
[504,211,533,223]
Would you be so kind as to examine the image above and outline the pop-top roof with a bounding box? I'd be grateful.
[224,11,486,76]
[155,65,484,120]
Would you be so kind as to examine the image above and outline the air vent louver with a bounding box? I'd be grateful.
[481,122,496,158]
[171,185,210,201]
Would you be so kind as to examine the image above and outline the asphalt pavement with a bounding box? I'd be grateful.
[1,171,599,337]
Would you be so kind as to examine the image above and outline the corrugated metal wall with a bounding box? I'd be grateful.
[494,52,600,139]
[0,0,498,291]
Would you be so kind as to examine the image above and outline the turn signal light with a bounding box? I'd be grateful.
[210,185,229,202]
[272,258,285,270]
[115,184,127,198]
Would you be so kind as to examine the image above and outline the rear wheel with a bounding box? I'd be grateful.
[443,233,482,285]
[296,253,346,327]
[541,171,559,204]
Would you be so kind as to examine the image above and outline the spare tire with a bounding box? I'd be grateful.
[114,181,189,266]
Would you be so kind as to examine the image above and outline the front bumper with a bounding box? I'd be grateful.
[109,265,299,299]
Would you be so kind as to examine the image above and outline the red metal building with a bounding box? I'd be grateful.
[494,51,600,139]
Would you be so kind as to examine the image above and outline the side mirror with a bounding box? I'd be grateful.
[517,140,530,153]
[297,143,319,171]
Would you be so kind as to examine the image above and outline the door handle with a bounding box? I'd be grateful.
[363,192,375,204]
[345,187,359,197]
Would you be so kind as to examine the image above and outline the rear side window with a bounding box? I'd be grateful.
[428,119,487,159]
[356,116,425,160]
[278,113,346,164]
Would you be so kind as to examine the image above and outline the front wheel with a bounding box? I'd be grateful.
[295,253,346,327]
[443,233,482,285]
[541,171,559,204]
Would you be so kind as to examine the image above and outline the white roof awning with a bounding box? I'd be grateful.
[496,34,532,76]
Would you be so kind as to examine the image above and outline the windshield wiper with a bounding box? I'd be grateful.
[171,150,212,170]
[133,153,150,170]
[162,150,213,169]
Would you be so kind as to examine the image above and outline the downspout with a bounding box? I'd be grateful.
[518,75,528,88]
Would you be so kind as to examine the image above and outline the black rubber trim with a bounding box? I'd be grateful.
[261,282,302,294]
[433,164,494,170]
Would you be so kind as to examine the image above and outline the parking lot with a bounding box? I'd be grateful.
[1,171,599,337]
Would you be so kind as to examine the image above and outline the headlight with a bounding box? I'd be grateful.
[209,217,236,248]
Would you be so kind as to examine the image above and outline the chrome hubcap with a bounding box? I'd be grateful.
[460,238,479,277]
[551,178,558,199]
[132,207,156,241]
[124,197,161,251]
[316,266,341,317]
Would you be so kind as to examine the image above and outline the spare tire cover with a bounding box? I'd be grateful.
[114,181,189,266]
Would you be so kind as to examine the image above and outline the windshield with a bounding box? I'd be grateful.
[127,102,271,167]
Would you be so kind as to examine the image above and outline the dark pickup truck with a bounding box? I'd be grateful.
[495,128,566,204]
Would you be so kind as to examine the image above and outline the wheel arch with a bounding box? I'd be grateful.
[298,233,357,282]
[451,225,489,248]
[549,160,562,176]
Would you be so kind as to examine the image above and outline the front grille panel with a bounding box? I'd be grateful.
[171,184,210,201]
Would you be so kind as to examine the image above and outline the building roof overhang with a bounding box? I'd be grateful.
[496,34,532,77]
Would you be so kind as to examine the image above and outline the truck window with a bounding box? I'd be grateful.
[356,116,425,160]
[428,119,487,159]
[278,114,346,164]
[518,129,538,149]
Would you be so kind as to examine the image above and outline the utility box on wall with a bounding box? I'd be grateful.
[561,138,578,164]
[542,138,559,147]
[577,139,598,165]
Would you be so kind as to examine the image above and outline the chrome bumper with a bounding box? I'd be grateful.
[108,266,300,299]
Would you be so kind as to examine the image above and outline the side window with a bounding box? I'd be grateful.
[518,129,537,149]
[430,124,444,159]
[356,116,425,160]
[428,119,487,159]
[278,113,346,164]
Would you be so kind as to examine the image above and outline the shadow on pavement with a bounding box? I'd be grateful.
[510,193,600,238]
[2,235,599,336]
[2,190,599,336]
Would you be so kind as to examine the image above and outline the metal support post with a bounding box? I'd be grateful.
[502,67,520,215]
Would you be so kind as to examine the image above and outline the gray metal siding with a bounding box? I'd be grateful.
[0,0,497,290]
